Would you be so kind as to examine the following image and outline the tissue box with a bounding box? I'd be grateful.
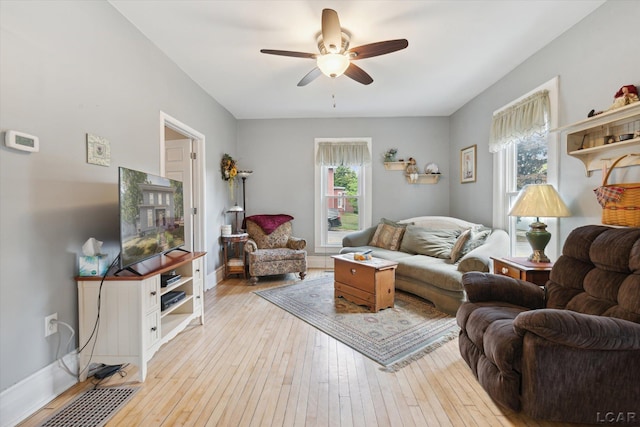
[79,255,109,276]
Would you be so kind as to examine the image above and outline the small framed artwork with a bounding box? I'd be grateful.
[460,144,477,183]
[87,133,111,167]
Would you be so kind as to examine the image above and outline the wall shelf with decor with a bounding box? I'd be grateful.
[383,161,408,171]
[405,173,441,184]
[553,102,640,176]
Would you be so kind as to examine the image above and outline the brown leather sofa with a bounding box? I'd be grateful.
[457,225,640,425]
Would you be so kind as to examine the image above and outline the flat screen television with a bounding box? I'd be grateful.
[117,166,186,274]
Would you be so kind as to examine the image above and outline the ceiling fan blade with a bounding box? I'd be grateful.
[297,67,322,87]
[260,49,316,59]
[344,63,373,85]
[348,39,409,60]
[321,9,342,53]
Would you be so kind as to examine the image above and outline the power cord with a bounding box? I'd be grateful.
[77,254,121,378]
[51,319,76,377]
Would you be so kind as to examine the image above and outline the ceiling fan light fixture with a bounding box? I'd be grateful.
[316,53,350,78]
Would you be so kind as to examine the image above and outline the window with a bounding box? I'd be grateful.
[149,192,154,204]
[506,128,549,257]
[314,138,372,253]
[492,77,560,259]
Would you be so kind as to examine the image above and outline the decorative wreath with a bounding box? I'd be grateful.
[220,153,237,181]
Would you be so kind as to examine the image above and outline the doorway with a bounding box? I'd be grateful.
[159,112,209,287]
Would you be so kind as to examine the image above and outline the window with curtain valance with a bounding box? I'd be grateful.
[315,140,372,166]
[489,90,550,153]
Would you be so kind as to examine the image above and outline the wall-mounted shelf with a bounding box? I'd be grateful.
[405,173,441,184]
[552,102,640,176]
[383,161,408,170]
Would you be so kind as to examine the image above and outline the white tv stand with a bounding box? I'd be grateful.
[76,251,206,381]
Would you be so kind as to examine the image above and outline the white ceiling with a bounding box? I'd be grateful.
[109,0,605,119]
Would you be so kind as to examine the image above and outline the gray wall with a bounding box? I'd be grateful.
[0,1,236,391]
[449,0,640,241]
[237,117,450,253]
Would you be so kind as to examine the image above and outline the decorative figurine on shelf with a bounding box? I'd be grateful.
[588,85,639,117]
[383,148,398,162]
[406,157,419,183]
[424,162,440,174]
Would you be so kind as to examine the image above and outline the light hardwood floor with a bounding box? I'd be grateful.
[20,270,579,426]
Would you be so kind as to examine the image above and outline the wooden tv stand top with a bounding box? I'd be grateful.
[76,251,206,281]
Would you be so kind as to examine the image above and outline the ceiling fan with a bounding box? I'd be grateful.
[260,8,408,86]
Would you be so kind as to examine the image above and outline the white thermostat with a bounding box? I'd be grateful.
[5,130,39,152]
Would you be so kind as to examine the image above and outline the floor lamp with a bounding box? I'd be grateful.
[238,170,253,225]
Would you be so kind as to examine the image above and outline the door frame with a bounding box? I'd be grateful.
[159,111,207,260]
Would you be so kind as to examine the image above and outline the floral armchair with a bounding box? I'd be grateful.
[244,215,307,284]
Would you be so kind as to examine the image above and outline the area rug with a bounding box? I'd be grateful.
[38,387,138,427]
[255,275,459,371]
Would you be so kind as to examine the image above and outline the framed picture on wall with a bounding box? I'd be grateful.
[87,133,111,167]
[460,144,476,183]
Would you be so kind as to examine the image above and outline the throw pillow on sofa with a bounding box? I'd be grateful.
[449,228,472,263]
[461,227,491,255]
[399,226,460,259]
[457,227,494,273]
[369,218,407,251]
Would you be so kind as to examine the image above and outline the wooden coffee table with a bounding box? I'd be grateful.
[332,254,398,312]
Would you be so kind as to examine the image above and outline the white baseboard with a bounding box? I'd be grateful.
[205,268,223,290]
[307,255,335,270]
[205,257,332,291]
[0,351,78,427]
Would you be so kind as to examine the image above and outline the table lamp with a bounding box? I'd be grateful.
[508,184,571,263]
[226,205,244,234]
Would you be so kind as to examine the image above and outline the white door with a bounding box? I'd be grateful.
[165,139,193,251]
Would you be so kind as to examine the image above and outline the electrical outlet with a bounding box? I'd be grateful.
[45,313,58,337]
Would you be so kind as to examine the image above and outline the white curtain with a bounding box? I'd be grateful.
[489,90,550,153]
[315,140,371,166]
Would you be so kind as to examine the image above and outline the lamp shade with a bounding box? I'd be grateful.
[509,184,571,218]
[316,53,350,78]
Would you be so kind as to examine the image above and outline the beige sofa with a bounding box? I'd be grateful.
[340,216,509,314]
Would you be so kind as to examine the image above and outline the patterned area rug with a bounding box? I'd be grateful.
[255,275,459,371]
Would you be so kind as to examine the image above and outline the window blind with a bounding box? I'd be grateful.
[489,90,550,153]
[315,140,371,166]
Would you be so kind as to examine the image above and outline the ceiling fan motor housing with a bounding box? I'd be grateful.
[316,32,350,55]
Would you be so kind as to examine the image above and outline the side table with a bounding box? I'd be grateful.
[221,233,249,279]
[492,256,553,287]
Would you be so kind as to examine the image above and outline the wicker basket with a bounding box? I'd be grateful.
[599,155,640,227]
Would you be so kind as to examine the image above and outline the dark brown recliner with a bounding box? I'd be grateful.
[457,225,640,425]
